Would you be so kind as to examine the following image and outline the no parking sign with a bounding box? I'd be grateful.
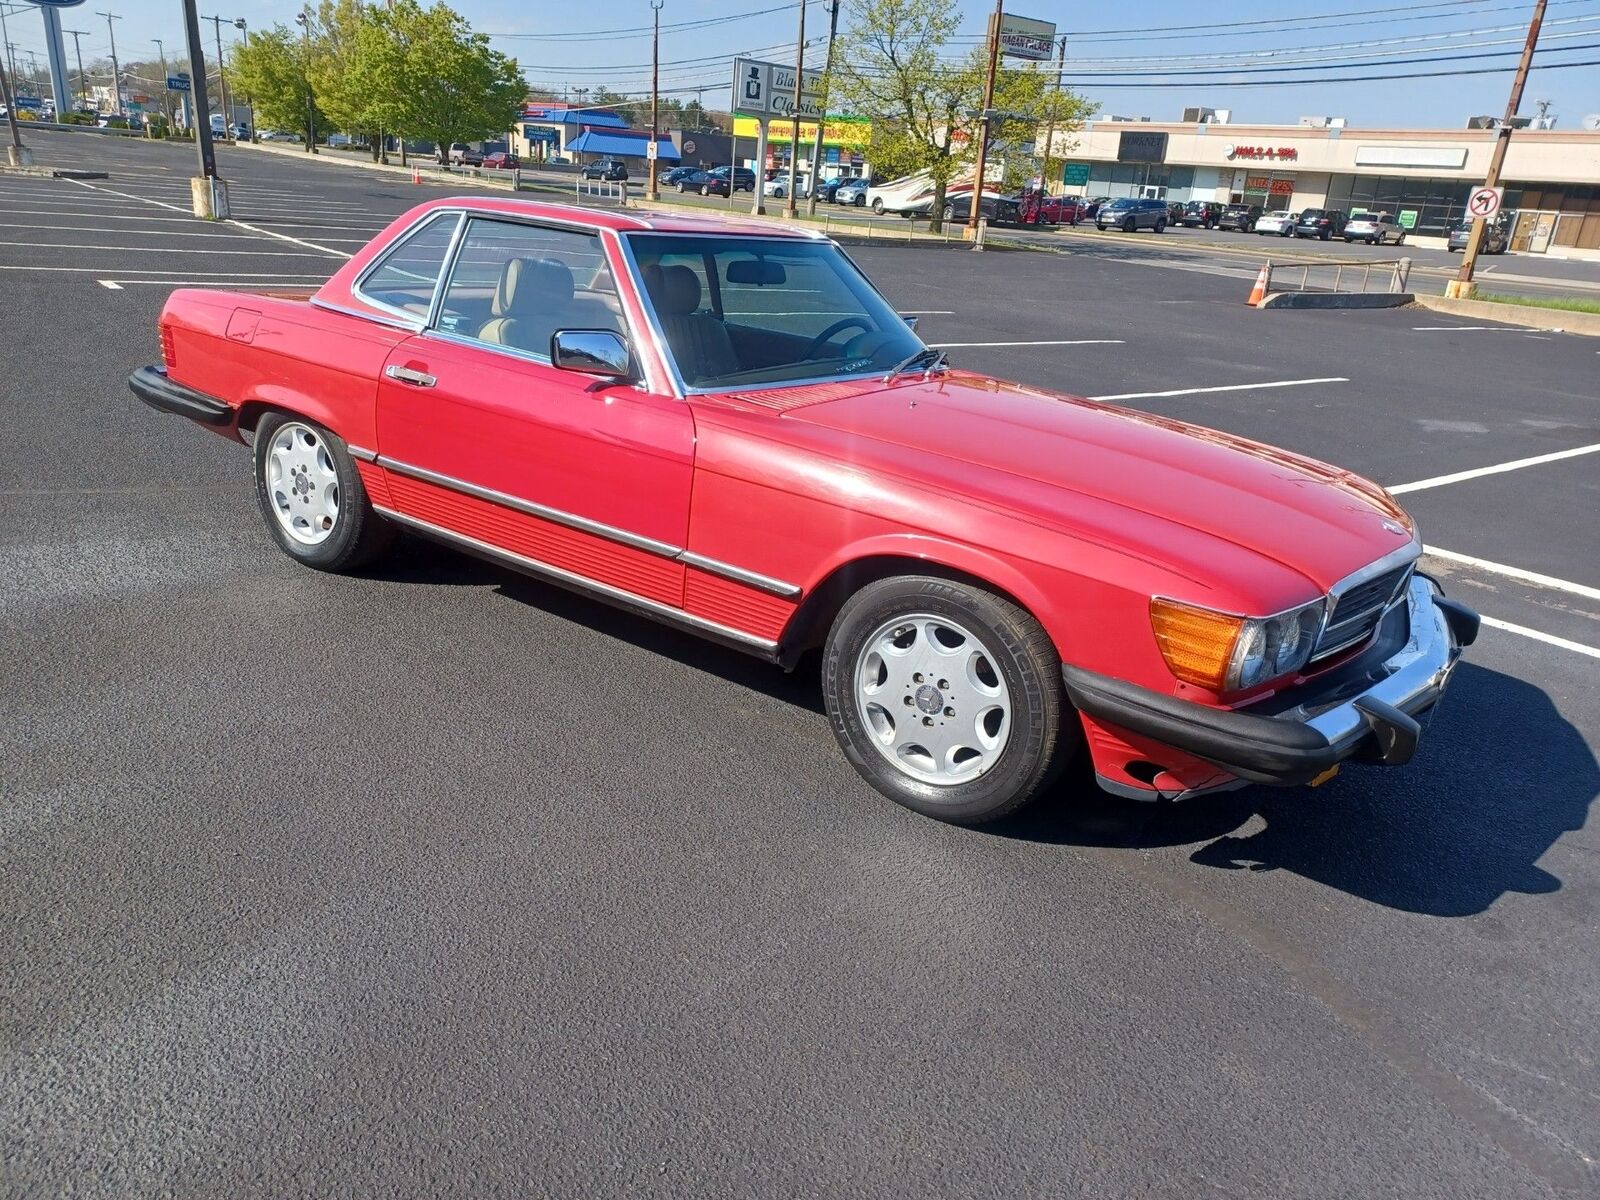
[1467,186,1504,220]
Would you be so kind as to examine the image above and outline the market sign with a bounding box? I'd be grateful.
[732,57,825,121]
[1117,131,1167,164]
[1397,209,1419,229]
[1224,144,1299,161]
[732,115,869,146]
[998,14,1056,61]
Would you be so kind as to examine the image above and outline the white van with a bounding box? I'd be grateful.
[209,113,227,138]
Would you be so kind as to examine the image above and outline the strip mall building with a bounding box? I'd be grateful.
[1052,121,1600,256]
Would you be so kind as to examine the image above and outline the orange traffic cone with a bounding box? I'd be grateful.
[412,166,422,184]
[1246,263,1270,306]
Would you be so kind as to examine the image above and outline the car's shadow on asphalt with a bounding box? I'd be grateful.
[999,663,1598,918]
[371,541,1595,918]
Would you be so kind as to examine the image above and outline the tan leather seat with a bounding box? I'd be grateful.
[641,263,740,384]
[476,256,576,357]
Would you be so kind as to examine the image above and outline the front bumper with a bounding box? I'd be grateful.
[128,365,233,426]
[1063,576,1479,790]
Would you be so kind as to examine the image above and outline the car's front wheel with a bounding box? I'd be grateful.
[1154,218,1166,233]
[253,412,393,573]
[823,576,1076,825]
[700,183,710,195]
[1122,217,1136,232]
[871,198,885,214]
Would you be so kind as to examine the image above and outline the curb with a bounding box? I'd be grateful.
[1410,292,1600,336]
[1256,291,1414,310]
[0,164,109,179]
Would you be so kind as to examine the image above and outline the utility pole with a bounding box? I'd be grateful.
[181,0,226,216]
[96,11,121,114]
[1451,0,1546,296]
[152,38,170,125]
[968,0,1003,239]
[805,0,838,216]
[1,49,30,166]
[1038,35,1065,198]
[294,7,315,152]
[66,29,88,111]
[0,4,11,90]
[4,46,17,94]
[784,0,806,218]
[647,0,662,200]
[202,14,230,138]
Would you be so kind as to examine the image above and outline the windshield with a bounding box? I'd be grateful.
[626,234,924,391]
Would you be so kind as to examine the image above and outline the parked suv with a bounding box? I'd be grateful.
[700,166,756,195]
[581,158,629,181]
[1294,208,1348,240]
[1448,217,1510,254]
[1181,200,1225,229]
[1218,203,1264,232]
[1096,197,1169,233]
[444,142,484,166]
[1344,210,1407,245]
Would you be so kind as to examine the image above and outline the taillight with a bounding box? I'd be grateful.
[160,323,176,369]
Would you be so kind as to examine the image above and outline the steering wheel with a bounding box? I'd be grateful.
[803,317,873,359]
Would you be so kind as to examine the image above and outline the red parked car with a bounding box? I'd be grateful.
[480,151,519,170]
[128,197,1476,825]
[1037,195,1084,225]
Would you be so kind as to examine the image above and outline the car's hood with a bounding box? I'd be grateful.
[777,372,1412,593]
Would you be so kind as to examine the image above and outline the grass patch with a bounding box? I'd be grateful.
[1473,291,1600,315]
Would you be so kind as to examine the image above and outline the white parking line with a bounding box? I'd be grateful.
[61,177,352,258]
[1388,442,1600,494]
[1480,616,1600,660]
[0,241,325,256]
[0,264,329,277]
[98,280,123,290]
[929,339,1124,348]
[1422,547,1600,602]
[1090,377,1348,402]
[1411,325,1529,332]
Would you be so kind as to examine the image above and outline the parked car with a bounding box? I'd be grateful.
[1294,208,1348,240]
[669,169,710,193]
[1447,218,1510,254]
[329,133,367,151]
[1344,210,1407,245]
[1254,209,1299,236]
[833,177,872,206]
[545,154,571,166]
[231,121,251,140]
[661,166,702,187]
[209,113,228,138]
[1039,195,1084,225]
[1180,200,1225,229]
[127,196,1478,823]
[481,151,520,170]
[764,173,810,199]
[940,191,1029,226]
[814,177,844,204]
[1166,201,1186,225]
[580,158,629,181]
[1218,203,1264,233]
[1096,197,1169,232]
[699,166,756,195]
[258,128,301,142]
[444,143,484,167]
[1082,196,1112,221]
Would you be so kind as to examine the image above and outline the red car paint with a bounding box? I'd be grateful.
[152,197,1423,799]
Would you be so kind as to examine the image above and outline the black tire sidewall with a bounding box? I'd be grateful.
[822,577,1068,825]
[252,412,384,572]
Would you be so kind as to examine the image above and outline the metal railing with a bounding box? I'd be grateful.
[574,178,627,206]
[1263,256,1414,295]
[818,209,965,246]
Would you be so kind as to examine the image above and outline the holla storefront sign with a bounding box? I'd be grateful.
[1224,144,1300,161]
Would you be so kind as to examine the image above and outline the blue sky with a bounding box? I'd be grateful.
[3,0,1596,128]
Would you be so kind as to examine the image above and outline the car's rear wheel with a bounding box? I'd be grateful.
[700,183,710,195]
[823,576,1076,825]
[253,412,393,573]
[942,202,955,221]
[872,198,885,214]
[1154,218,1166,233]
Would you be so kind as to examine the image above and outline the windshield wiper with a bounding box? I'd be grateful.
[882,347,948,382]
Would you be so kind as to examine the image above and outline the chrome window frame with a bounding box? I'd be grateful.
[614,230,926,399]
[349,209,465,328]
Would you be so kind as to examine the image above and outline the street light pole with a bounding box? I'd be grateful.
[1450,0,1546,297]
[294,7,315,153]
[96,10,121,115]
[0,49,31,166]
[152,37,169,125]
[805,0,838,217]
[785,0,806,219]
[180,0,226,216]
[968,0,1003,240]
[647,0,661,200]
[1038,35,1065,198]
[234,18,253,142]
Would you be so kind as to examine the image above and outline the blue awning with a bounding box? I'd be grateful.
[568,131,680,162]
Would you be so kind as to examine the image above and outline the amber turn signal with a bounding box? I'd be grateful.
[1149,598,1245,691]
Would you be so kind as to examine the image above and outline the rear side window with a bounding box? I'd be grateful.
[356,212,460,319]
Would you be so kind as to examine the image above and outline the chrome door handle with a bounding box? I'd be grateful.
[385,365,436,387]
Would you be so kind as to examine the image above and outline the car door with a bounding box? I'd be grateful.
[374,214,695,608]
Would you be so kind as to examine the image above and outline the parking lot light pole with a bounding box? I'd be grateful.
[234,19,253,142]
[295,8,315,153]
[180,0,227,217]
[152,38,170,125]
[646,0,661,200]
[66,29,89,112]
[0,53,32,167]
[1451,0,1545,298]
[968,0,1002,240]
[805,0,838,218]
[202,15,230,139]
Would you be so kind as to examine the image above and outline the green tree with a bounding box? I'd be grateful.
[835,0,1082,230]
[230,26,326,143]
[309,0,382,154]
[348,0,524,154]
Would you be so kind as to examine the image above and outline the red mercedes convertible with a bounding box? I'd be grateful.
[129,198,1477,825]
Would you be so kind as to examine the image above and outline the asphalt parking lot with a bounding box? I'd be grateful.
[3,128,1598,1198]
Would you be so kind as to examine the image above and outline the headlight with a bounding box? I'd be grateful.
[1150,596,1328,692]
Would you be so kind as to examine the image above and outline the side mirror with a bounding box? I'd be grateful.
[550,329,631,379]
[900,315,919,331]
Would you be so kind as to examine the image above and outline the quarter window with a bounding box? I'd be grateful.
[355,212,459,318]
[434,218,623,359]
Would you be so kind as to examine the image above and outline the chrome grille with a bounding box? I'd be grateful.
[1313,561,1414,661]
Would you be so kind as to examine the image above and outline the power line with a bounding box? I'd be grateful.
[494,1,801,41]
[1079,54,1600,86]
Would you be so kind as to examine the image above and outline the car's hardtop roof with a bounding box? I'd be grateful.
[413,195,826,239]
